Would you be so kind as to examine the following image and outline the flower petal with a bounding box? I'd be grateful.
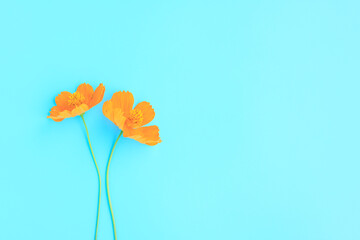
[77,83,94,104]
[123,125,161,146]
[103,100,114,121]
[55,104,89,119]
[103,100,127,129]
[89,83,105,107]
[47,106,64,122]
[70,104,89,116]
[134,101,155,127]
[113,108,127,129]
[55,91,71,110]
[111,91,134,117]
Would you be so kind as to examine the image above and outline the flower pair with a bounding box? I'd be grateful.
[48,83,161,239]
[48,83,161,145]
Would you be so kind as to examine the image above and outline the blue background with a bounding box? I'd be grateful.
[1,1,360,239]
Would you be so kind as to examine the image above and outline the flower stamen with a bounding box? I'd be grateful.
[68,92,85,106]
[128,109,144,128]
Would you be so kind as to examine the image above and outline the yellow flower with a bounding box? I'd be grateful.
[48,83,105,121]
[103,91,161,146]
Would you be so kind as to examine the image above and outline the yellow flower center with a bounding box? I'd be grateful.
[68,92,85,106]
[128,109,144,127]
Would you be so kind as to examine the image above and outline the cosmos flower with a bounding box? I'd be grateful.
[103,90,161,146]
[48,83,105,121]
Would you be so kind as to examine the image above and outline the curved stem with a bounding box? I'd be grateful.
[81,114,101,240]
[106,131,123,240]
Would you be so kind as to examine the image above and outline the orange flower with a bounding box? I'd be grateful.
[48,83,105,122]
[103,91,161,146]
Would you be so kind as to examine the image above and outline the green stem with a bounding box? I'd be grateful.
[80,114,101,240]
[106,131,123,240]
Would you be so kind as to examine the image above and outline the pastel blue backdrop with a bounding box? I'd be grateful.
[0,1,359,239]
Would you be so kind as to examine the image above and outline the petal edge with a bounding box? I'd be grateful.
[123,125,161,146]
